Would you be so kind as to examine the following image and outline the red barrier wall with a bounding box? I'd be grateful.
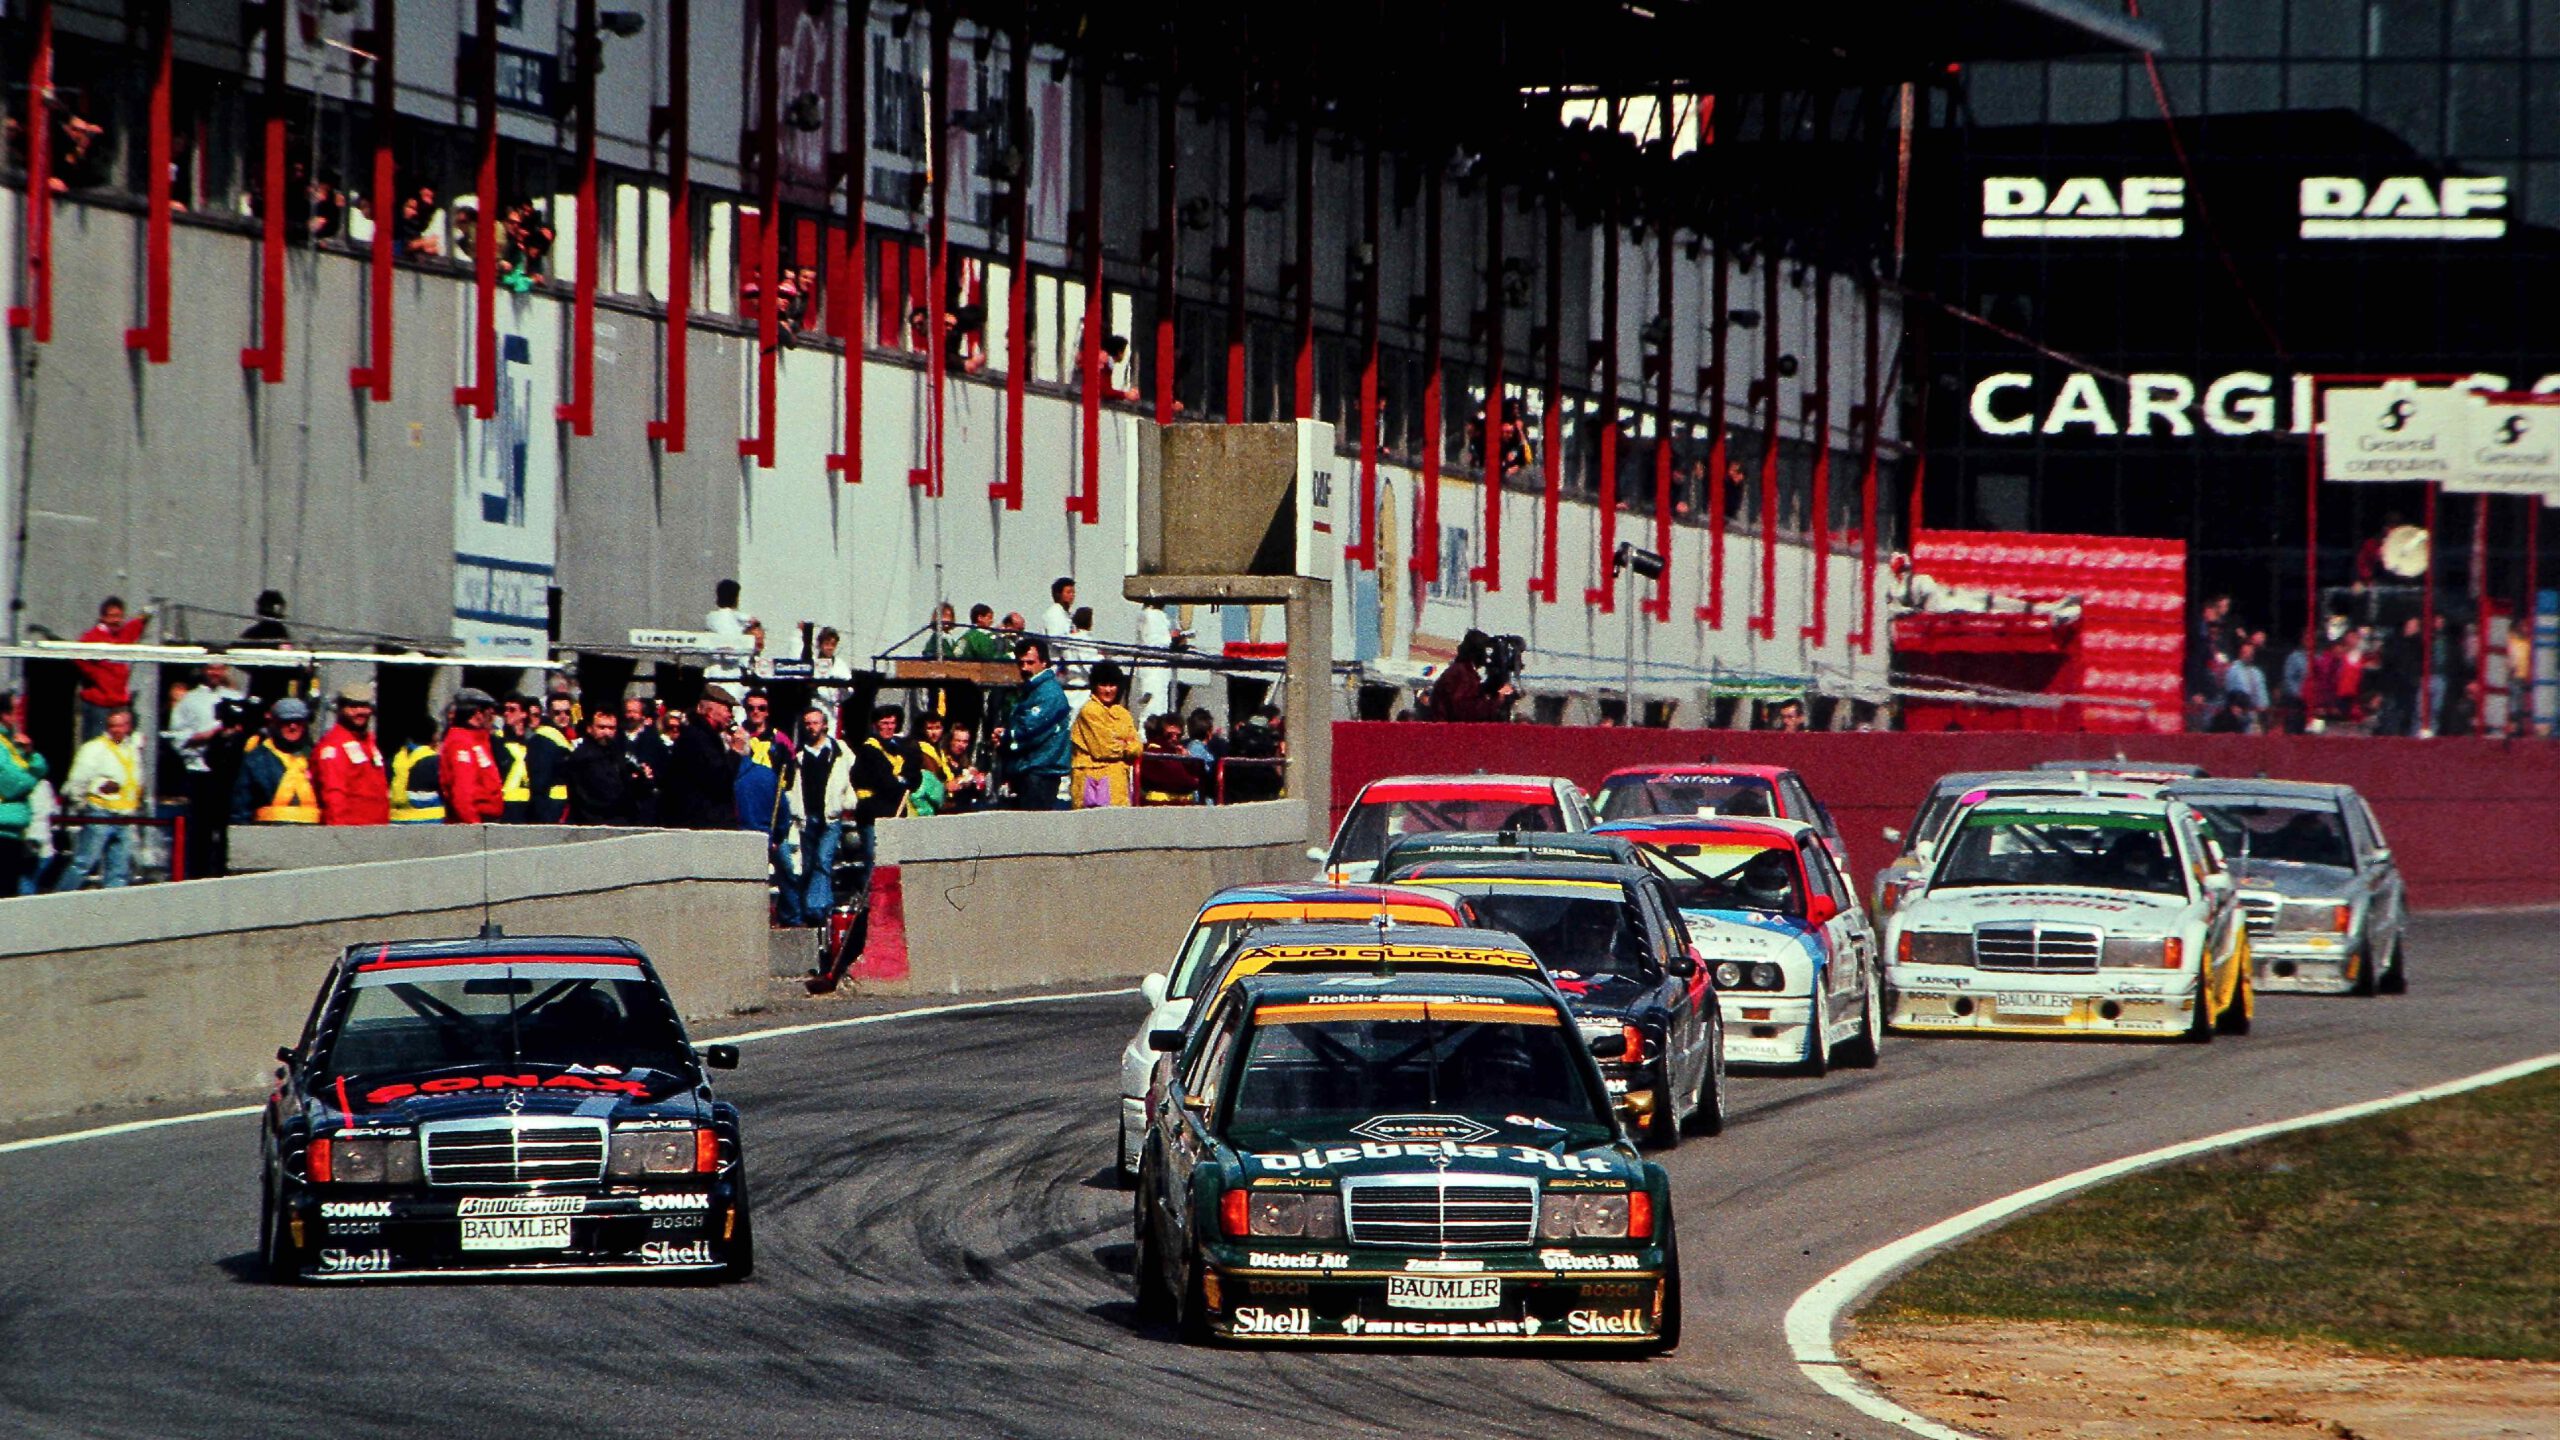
[1330,723,2560,910]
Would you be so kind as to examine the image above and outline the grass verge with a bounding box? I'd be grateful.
[1865,1065,2560,1361]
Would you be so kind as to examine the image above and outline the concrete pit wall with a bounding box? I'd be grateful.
[0,830,767,1123]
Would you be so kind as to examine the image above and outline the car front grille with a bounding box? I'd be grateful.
[2239,893,2280,933]
[1341,1173,1537,1249]
[420,1117,608,1187]
[1971,923,2102,973]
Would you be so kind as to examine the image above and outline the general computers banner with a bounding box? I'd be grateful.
[1910,530,2188,734]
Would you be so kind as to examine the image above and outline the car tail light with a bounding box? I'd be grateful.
[1221,1189,1251,1237]
[308,1136,332,1183]
[2329,904,2352,934]
[694,1127,719,1173]
[2161,937,2183,969]
[1627,1191,1654,1240]
[1622,1024,1644,1064]
[1896,932,1912,965]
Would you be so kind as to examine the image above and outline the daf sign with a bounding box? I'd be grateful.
[2299,176,2508,240]
[1981,177,2185,238]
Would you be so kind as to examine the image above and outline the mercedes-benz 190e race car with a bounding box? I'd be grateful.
[259,934,752,1281]
[1133,970,1680,1351]
[1119,885,1468,1180]
[1883,796,2254,1040]
[2168,778,2409,996]
[1597,816,1881,1074]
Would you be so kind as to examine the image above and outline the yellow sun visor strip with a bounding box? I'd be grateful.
[1204,903,1461,926]
[1255,1001,1564,1025]
[1403,877,1621,892]
[1223,944,1544,984]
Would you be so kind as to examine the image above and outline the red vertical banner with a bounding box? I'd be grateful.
[921,9,950,495]
[6,0,53,341]
[1471,171,1503,593]
[1153,72,1178,426]
[1072,50,1102,524]
[1583,208,1620,612]
[825,5,867,483]
[124,0,173,363]
[736,0,782,469]
[243,0,289,384]
[1223,98,1247,424]
[1851,278,1888,655]
[1801,271,1832,645]
[1347,140,1381,571]
[1698,246,1728,624]
[347,0,396,397]
[1751,256,1780,638]
[1412,177,1443,590]
[647,0,693,452]
[1291,113,1315,420]
[451,0,500,417]
[995,30,1027,508]
[1645,210,1673,621]
[1531,194,1561,604]
[555,0,600,434]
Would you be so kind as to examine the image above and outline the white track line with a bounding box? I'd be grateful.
[0,986,1136,1159]
[1784,1048,2560,1440]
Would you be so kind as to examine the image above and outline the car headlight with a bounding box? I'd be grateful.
[1713,960,1743,988]
[2101,936,2184,969]
[1539,1192,1631,1240]
[2281,901,2352,934]
[310,1133,420,1184]
[1712,961,1785,990]
[1896,931,1970,966]
[609,1127,718,1176]
[1220,1189,1343,1238]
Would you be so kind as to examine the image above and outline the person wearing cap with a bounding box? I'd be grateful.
[1069,659,1142,808]
[660,684,746,829]
[439,688,505,825]
[233,698,321,824]
[311,682,389,826]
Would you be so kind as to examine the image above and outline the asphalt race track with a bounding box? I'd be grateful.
[7,911,2554,1440]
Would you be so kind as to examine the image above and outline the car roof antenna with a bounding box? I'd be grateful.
[477,826,502,939]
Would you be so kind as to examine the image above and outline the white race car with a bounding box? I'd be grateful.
[1884,794,2253,1040]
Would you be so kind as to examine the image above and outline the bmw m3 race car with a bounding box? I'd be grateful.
[1120,884,1468,1180]
[1598,816,1881,1073]
[258,934,752,1281]
[2169,778,2409,995]
[1133,970,1680,1350]
[1393,860,1724,1145]
[1883,796,2254,1041]
[1314,775,1594,883]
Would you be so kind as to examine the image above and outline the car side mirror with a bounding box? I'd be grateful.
[699,1043,740,1070]
[1666,950,1696,978]
[1881,826,1903,845]
[1306,845,1329,865]
[275,1045,296,1068]
[1148,1027,1188,1053]
[1586,1031,1627,1060]
[1140,972,1169,1008]
[2369,846,2391,865]
[1806,894,1840,926]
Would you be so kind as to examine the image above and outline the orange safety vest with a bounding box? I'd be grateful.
[248,736,321,823]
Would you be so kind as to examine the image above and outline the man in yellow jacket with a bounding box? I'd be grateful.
[1070,661,1143,807]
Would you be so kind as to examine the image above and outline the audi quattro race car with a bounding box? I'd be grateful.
[1883,795,2254,1041]
[1315,775,1594,883]
[1377,829,1646,881]
[1393,861,1724,1146]
[258,934,753,1282]
[2168,778,2409,995]
[1120,885,1468,1180]
[1592,763,1854,875]
[1871,770,2180,921]
[1597,816,1882,1074]
[1133,970,1681,1351]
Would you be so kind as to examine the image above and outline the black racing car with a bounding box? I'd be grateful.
[1394,859,1725,1147]
[258,932,753,1282]
[1376,830,1647,883]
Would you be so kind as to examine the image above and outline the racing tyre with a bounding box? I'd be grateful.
[1175,1247,1215,1345]
[1640,1059,1681,1151]
[1647,1209,1683,1356]
[1681,1015,1727,1138]
[2216,969,2253,1036]
[1800,986,1832,1078]
[723,1187,757,1281]
[259,1165,305,1284]
[1834,965,1883,1070]
[2379,939,2408,995]
[2350,944,2378,997]
[2184,985,2218,1044]
[1132,1201,1174,1327]
[1115,1115,1139,1188]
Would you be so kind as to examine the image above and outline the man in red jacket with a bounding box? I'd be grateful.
[75,596,151,741]
[311,682,389,825]
[438,688,505,824]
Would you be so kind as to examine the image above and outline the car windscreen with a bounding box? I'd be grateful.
[1330,797,1565,865]
[1170,917,1265,998]
[1458,892,1655,980]
[325,971,695,1080]
[1225,1011,1613,1144]
[2186,800,2354,869]
[1932,811,2188,897]
[1628,837,1805,917]
[1595,774,1779,821]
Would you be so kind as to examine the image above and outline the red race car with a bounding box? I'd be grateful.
[1592,763,1854,878]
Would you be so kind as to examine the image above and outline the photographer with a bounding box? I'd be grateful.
[1428,629,1518,722]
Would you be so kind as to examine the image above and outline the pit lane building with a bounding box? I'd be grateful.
[2,0,2143,750]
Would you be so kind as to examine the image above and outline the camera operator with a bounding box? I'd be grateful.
[1428,629,1519,722]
